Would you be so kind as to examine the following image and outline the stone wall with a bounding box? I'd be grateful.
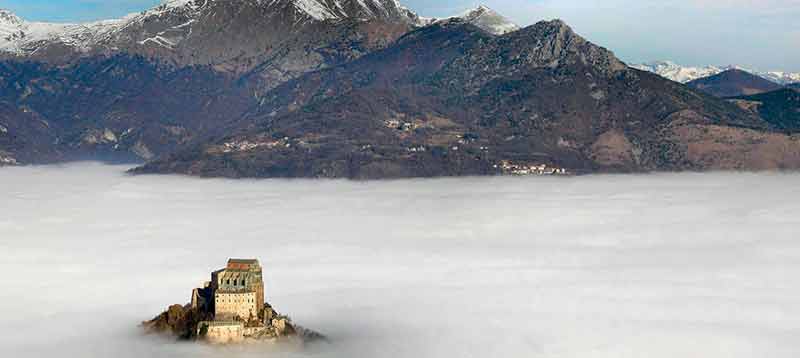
[214,291,257,320]
[199,321,245,344]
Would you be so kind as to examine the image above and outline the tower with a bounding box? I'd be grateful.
[210,259,265,320]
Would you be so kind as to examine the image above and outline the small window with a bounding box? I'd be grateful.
[242,279,246,286]
[233,279,237,286]
[226,279,230,285]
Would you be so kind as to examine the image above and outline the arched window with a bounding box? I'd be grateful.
[233,279,237,286]
[226,279,230,285]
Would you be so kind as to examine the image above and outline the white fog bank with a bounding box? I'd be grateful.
[1,163,799,357]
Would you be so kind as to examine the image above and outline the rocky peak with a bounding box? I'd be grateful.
[0,9,25,43]
[504,19,626,74]
[309,0,420,22]
[0,9,23,26]
[158,0,424,23]
[455,5,519,35]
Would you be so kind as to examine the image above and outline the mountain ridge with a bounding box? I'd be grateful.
[4,2,800,176]
[687,69,784,98]
[134,20,798,179]
[0,1,519,62]
[633,60,800,85]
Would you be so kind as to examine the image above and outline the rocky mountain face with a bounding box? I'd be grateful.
[633,61,800,85]
[730,89,800,132]
[687,69,784,97]
[135,20,800,178]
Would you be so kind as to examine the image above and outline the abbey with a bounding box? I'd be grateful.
[192,258,265,320]
[189,259,293,344]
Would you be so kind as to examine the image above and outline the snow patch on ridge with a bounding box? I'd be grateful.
[425,5,519,35]
[291,0,338,20]
[454,5,519,35]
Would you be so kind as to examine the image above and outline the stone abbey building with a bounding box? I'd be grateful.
[192,258,265,321]
[189,258,292,343]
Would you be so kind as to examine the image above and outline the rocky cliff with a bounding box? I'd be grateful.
[142,302,323,344]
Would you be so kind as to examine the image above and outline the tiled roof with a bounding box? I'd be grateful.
[228,258,259,264]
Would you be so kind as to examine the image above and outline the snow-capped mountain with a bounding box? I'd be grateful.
[450,5,519,35]
[632,60,800,85]
[0,1,520,61]
[0,9,124,55]
[630,61,724,83]
[759,71,800,86]
[0,0,426,58]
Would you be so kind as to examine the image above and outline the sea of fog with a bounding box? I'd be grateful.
[1,163,799,357]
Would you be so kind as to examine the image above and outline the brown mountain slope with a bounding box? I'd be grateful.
[687,69,783,97]
[135,20,800,179]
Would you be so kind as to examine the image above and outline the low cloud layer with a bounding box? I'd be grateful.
[1,163,799,357]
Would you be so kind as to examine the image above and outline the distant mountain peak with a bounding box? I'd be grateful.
[687,68,784,97]
[458,5,493,18]
[0,9,24,47]
[282,0,421,22]
[451,5,520,35]
[0,9,23,25]
[633,60,800,85]
[509,19,626,74]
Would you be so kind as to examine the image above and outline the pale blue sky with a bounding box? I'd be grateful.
[1,0,798,71]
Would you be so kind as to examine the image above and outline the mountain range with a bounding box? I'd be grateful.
[633,61,800,85]
[2,1,800,176]
[686,69,785,98]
